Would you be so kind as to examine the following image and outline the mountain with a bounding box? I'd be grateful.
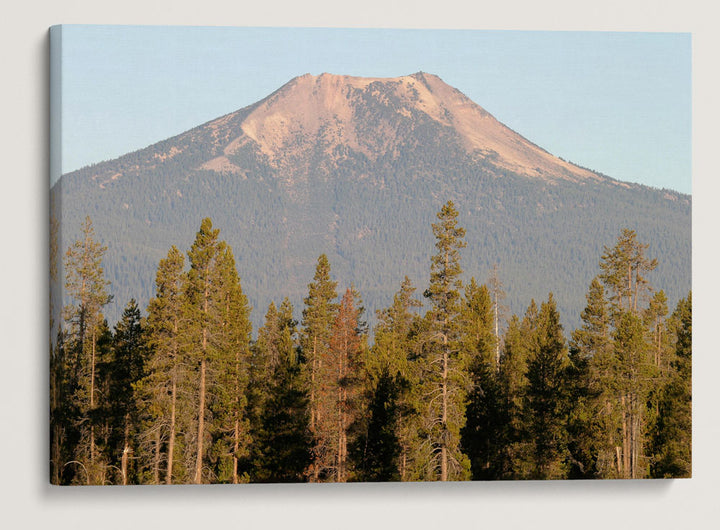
[50,72,691,332]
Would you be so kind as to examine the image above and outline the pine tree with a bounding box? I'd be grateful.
[103,299,147,484]
[50,213,62,483]
[645,291,672,374]
[651,292,691,478]
[643,290,674,459]
[459,279,496,365]
[367,276,421,380]
[352,369,402,481]
[62,216,112,484]
[364,276,422,481]
[599,228,657,315]
[300,254,338,481]
[498,304,536,478]
[326,287,367,481]
[209,244,252,484]
[140,245,186,484]
[246,301,281,476]
[251,299,313,482]
[420,200,470,481]
[614,310,654,478]
[487,264,507,368]
[567,277,618,478]
[597,229,659,479]
[183,218,228,483]
[523,293,570,479]
[50,327,70,484]
[459,279,504,480]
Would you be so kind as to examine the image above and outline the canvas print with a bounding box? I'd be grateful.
[49,25,691,485]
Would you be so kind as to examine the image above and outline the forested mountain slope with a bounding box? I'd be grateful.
[51,72,690,330]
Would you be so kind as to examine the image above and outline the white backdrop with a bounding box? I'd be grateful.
[2,2,717,529]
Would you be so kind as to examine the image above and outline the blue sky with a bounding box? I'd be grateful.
[54,25,691,193]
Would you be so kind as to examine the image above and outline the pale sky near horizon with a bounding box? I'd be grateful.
[53,25,691,193]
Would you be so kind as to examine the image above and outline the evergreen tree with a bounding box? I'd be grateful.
[300,254,338,481]
[567,278,618,478]
[103,299,147,484]
[139,245,186,484]
[250,299,313,482]
[351,369,401,481]
[651,293,691,478]
[645,291,672,374]
[49,213,62,483]
[487,264,507,368]
[62,216,113,484]
[420,200,470,481]
[498,304,536,478]
[50,328,70,484]
[599,228,657,315]
[459,279,496,364]
[367,276,421,380]
[523,293,570,479]
[613,310,652,478]
[208,245,252,483]
[183,218,252,483]
[597,229,659,479]
[246,301,281,475]
[643,290,673,458]
[364,276,422,481]
[327,287,367,481]
[459,279,504,480]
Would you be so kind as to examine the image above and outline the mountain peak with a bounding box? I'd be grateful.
[200,72,601,183]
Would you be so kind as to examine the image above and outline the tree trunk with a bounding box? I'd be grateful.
[494,293,500,368]
[166,372,177,484]
[90,327,96,481]
[121,416,130,485]
[626,262,633,311]
[401,451,407,482]
[232,341,240,485]
[166,316,179,485]
[621,394,629,478]
[441,333,448,482]
[195,358,206,484]
[153,427,161,485]
[310,336,317,433]
[195,274,210,485]
[233,418,239,484]
[52,426,61,484]
[311,335,319,482]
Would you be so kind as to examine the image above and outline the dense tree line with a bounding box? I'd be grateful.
[50,204,691,484]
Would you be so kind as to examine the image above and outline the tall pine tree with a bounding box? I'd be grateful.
[523,293,570,479]
[61,216,112,484]
[103,299,147,484]
[327,287,367,481]
[460,279,504,480]
[140,245,186,484]
[651,292,691,478]
[301,254,338,481]
[362,276,422,481]
[250,299,313,482]
[209,244,252,483]
[420,200,470,481]
[567,277,618,478]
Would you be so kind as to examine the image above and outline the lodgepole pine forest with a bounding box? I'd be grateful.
[49,201,691,485]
